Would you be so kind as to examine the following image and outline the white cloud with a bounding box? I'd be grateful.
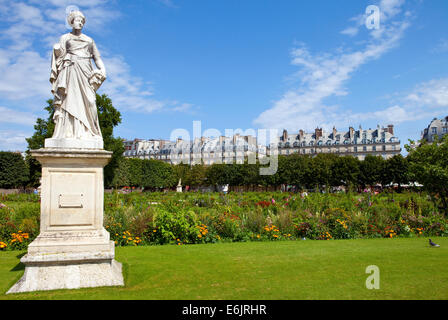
[0,0,192,130]
[156,0,178,8]
[0,130,31,152]
[100,55,193,114]
[341,78,448,126]
[0,106,37,126]
[254,0,410,132]
[431,39,448,53]
[340,27,359,37]
[404,78,448,108]
[0,50,50,100]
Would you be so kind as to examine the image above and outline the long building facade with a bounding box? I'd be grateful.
[123,124,402,164]
[124,134,266,165]
[270,124,401,160]
[123,139,171,159]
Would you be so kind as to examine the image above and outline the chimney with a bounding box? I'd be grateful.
[299,129,304,139]
[332,126,337,138]
[387,124,394,135]
[282,129,288,141]
[315,128,322,139]
[349,126,354,139]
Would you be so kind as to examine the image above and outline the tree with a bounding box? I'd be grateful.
[279,154,312,190]
[206,163,232,187]
[359,155,385,188]
[187,164,207,187]
[239,160,260,189]
[384,154,409,188]
[258,156,284,190]
[406,135,448,213]
[111,157,131,188]
[173,163,190,185]
[309,153,339,191]
[25,99,56,186]
[96,94,125,187]
[141,159,176,190]
[127,158,144,188]
[330,156,360,190]
[0,152,29,188]
[25,94,123,187]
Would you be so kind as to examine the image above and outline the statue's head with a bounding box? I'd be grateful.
[67,10,85,30]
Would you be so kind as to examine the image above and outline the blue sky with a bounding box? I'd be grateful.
[0,0,447,153]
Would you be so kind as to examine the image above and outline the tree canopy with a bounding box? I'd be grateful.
[406,135,448,213]
[0,152,29,188]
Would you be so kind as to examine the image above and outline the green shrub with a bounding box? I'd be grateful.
[152,209,199,245]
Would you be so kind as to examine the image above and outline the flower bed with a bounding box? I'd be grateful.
[0,191,447,250]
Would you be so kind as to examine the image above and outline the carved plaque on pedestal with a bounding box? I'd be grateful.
[49,171,95,227]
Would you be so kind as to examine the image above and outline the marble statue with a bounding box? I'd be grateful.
[7,10,123,294]
[46,10,106,149]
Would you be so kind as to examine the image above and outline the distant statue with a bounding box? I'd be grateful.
[177,178,182,192]
[48,10,106,148]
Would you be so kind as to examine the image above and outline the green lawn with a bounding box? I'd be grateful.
[1,237,447,300]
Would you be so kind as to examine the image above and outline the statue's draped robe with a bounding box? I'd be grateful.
[50,33,102,140]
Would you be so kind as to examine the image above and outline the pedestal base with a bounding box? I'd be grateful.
[7,244,124,294]
[6,147,124,294]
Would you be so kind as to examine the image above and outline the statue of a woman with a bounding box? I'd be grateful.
[46,10,106,149]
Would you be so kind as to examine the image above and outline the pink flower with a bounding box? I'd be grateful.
[271,198,275,204]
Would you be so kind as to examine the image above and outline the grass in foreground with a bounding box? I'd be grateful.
[1,237,447,300]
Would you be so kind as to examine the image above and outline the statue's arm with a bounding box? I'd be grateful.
[50,35,67,83]
[91,41,106,78]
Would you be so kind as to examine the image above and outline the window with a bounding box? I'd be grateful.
[354,147,358,152]
[382,145,386,151]
[363,146,367,152]
[443,127,448,133]
[432,127,437,134]
[372,146,376,151]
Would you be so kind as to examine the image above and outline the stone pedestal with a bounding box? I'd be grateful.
[7,148,124,294]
